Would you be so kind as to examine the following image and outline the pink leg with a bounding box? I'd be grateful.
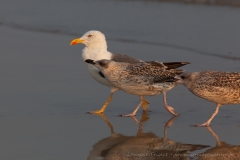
[163,92,179,117]
[121,96,143,117]
[195,104,221,127]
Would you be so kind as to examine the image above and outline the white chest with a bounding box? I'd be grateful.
[86,63,113,87]
[81,48,113,87]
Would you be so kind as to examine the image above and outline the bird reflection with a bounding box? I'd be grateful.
[198,127,240,160]
[88,112,209,160]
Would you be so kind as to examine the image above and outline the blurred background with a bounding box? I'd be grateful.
[0,0,240,160]
[1,0,240,61]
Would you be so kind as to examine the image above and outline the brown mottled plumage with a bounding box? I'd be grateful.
[85,59,187,116]
[181,70,240,126]
[105,61,183,96]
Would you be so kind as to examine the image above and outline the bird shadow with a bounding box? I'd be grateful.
[87,112,209,160]
[197,127,240,159]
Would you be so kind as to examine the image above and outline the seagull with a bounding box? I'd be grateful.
[70,30,150,114]
[70,30,189,114]
[85,59,188,116]
[181,70,240,127]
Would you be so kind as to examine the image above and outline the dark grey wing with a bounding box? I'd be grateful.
[111,54,189,69]
[111,53,143,64]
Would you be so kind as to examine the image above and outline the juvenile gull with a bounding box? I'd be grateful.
[85,59,186,116]
[70,30,189,114]
[181,71,240,127]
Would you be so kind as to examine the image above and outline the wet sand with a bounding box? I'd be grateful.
[1,24,240,159]
[146,0,240,7]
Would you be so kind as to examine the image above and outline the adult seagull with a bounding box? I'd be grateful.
[70,30,150,114]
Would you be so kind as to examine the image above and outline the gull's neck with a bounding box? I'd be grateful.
[81,43,112,61]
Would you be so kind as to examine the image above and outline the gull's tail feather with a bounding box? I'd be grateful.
[175,69,185,75]
[146,61,190,70]
[163,62,190,70]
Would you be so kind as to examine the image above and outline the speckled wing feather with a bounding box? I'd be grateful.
[111,53,143,63]
[98,53,142,78]
[126,63,184,84]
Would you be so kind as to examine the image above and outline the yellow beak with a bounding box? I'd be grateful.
[70,38,84,46]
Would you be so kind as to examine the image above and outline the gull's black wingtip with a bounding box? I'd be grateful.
[85,59,95,65]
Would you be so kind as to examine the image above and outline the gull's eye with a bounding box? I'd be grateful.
[88,34,92,38]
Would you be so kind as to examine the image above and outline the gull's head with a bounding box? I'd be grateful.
[180,72,198,88]
[70,30,107,49]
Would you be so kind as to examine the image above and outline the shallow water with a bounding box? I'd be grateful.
[1,0,240,159]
